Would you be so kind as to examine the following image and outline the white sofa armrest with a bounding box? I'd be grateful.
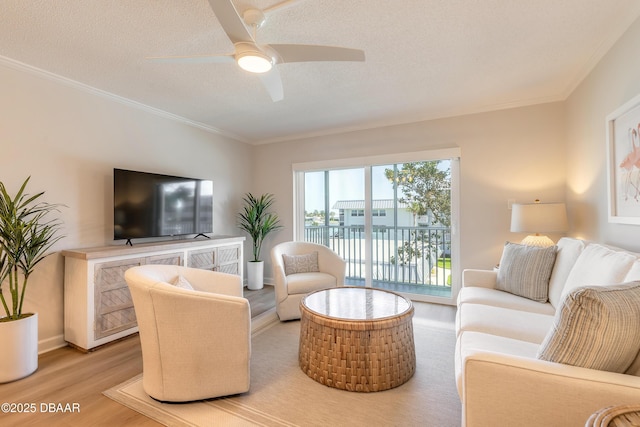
[462,350,640,427]
[462,269,498,289]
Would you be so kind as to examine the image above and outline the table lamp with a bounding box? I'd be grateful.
[510,200,568,247]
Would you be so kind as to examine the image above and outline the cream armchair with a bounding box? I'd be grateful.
[271,241,346,321]
[124,265,251,402]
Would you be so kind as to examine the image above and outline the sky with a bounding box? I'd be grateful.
[304,161,451,213]
[304,166,391,213]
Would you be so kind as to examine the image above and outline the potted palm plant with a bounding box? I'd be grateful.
[238,193,282,290]
[0,177,64,383]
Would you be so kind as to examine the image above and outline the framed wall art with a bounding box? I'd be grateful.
[607,92,640,224]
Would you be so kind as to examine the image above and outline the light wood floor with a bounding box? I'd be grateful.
[2,333,154,427]
[1,286,455,427]
[1,285,276,427]
[246,284,275,318]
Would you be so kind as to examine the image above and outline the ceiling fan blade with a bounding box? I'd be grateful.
[146,54,235,64]
[207,0,254,44]
[270,44,365,64]
[264,0,308,13]
[257,68,284,102]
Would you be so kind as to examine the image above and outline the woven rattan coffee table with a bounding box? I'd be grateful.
[299,286,415,392]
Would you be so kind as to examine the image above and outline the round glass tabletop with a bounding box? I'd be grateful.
[302,287,412,321]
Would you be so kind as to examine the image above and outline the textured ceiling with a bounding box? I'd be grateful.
[3,1,640,144]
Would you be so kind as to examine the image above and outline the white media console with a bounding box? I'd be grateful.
[62,236,244,351]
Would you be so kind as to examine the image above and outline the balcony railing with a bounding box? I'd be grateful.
[304,225,451,289]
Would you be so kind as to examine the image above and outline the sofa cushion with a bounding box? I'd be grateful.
[560,244,636,301]
[286,272,336,295]
[456,303,555,344]
[548,237,586,308]
[457,287,555,315]
[282,252,319,275]
[537,282,640,374]
[496,242,557,303]
[624,259,640,282]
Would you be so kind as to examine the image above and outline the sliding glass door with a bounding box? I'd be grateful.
[370,161,452,297]
[295,150,459,302]
[303,168,366,281]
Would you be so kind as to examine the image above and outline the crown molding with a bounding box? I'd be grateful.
[0,55,249,144]
[254,94,565,145]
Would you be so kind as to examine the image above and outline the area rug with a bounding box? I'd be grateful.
[104,305,461,427]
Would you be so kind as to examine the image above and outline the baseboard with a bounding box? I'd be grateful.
[263,277,275,286]
[251,308,278,335]
[243,278,275,287]
[39,334,67,354]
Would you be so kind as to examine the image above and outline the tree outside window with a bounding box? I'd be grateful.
[384,161,451,227]
[385,161,451,276]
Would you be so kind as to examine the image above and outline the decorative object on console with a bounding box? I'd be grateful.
[510,199,568,247]
[238,193,282,290]
[0,177,65,383]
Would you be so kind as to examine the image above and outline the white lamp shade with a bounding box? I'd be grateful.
[510,202,568,233]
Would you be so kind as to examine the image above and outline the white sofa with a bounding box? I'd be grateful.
[455,237,640,427]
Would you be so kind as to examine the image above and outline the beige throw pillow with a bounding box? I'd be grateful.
[173,275,194,291]
[283,252,319,275]
[537,282,640,373]
[496,242,557,302]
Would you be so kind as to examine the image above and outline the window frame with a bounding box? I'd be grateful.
[292,148,461,304]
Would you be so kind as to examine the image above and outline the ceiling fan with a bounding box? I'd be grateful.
[147,0,365,102]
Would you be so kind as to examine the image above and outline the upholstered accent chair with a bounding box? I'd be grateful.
[271,241,346,321]
[124,265,251,402]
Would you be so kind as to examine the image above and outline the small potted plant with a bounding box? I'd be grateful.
[238,193,282,290]
[0,177,64,383]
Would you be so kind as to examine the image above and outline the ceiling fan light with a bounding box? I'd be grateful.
[237,51,272,73]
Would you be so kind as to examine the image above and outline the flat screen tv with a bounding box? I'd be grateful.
[113,168,213,243]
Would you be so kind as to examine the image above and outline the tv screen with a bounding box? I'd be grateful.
[113,168,213,241]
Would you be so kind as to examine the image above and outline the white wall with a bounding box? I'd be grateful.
[566,16,640,251]
[0,60,251,352]
[251,14,640,295]
[7,12,639,351]
[252,102,567,283]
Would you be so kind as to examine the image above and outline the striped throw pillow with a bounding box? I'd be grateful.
[537,282,640,373]
[496,242,557,302]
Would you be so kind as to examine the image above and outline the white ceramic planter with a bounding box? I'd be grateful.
[0,313,38,383]
[247,261,264,290]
